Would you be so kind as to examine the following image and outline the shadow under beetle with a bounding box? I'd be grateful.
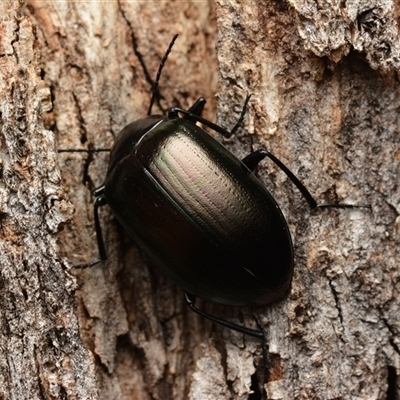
[73,35,369,338]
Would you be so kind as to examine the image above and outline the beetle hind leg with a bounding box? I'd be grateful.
[184,292,264,339]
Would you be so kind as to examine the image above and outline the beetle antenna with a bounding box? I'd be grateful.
[147,34,179,116]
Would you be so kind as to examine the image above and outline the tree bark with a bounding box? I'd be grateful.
[215,1,400,399]
[0,1,399,399]
[0,0,97,398]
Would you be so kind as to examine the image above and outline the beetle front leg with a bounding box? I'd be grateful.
[168,94,252,139]
[187,97,206,117]
[180,97,208,124]
[184,292,264,339]
[229,93,251,136]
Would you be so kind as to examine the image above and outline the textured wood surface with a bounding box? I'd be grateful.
[0,1,399,399]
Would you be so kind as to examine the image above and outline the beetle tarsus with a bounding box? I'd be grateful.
[316,203,372,209]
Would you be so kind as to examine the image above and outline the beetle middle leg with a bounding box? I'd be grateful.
[242,149,371,209]
[74,185,108,269]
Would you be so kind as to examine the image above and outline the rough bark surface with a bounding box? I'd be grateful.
[0,0,399,399]
[0,0,97,398]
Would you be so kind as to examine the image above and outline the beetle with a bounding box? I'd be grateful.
[77,35,368,338]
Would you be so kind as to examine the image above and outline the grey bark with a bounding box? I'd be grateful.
[0,0,399,399]
[0,0,97,398]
